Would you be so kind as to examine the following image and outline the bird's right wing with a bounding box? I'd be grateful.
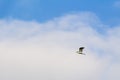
[79,47,84,52]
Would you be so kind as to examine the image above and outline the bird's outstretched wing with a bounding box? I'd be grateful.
[79,47,84,53]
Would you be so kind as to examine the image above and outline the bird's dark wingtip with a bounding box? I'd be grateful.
[79,47,85,49]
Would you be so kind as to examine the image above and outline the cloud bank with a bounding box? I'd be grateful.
[0,12,120,80]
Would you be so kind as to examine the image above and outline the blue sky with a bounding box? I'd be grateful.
[0,0,120,25]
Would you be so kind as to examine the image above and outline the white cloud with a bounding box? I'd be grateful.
[105,63,120,80]
[0,12,120,80]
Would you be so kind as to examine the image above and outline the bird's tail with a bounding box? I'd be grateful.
[82,53,85,55]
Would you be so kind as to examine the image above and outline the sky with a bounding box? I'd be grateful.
[0,0,120,25]
[0,0,120,80]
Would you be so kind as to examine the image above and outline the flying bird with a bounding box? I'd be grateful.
[76,47,85,55]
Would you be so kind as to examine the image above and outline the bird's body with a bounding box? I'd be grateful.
[76,47,85,55]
